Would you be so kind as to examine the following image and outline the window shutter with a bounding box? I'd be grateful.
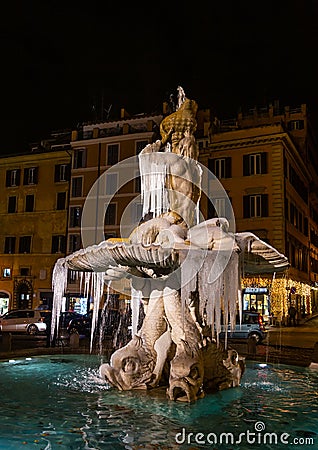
[54,165,59,182]
[6,171,11,187]
[61,235,66,253]
[261,194,269,217]
[225,197,233,219]
[33,167,39,184]
[243,155,249,176]
[51,236,58,253]
[65,164,71,181]
[16,169,21,186]
[243,195,250,218]
[82,149,87,168]
[208,159,215,174]
[23,169,28,185]
[225,157,232,178]
[261,153,267,174]
[207,199,217,219]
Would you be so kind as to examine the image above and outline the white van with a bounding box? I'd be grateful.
[219,310,267,343]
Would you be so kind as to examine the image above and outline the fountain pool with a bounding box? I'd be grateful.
[0,354,317,449]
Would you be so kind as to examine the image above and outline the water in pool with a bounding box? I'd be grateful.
[0,354,317,449]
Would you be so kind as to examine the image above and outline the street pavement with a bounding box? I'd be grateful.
[265,316,318,348]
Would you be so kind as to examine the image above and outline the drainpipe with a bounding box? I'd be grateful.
[94,142,102,244]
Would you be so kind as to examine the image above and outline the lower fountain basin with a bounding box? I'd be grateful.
[0,354,317,449]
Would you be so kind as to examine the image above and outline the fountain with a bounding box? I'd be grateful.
[51,88,289,402]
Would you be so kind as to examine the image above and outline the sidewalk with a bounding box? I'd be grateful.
[0,337,315,368]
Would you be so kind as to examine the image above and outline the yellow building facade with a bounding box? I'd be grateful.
[65,111,163,312]
[0,146,71,313]
[199,103,318,323]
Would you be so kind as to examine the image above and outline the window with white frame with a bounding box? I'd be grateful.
[214,197,226,217]
[250,194,262,217]
[73,148,86,169]
[55,164,70,182]
[69,206,82,227]
[71,177,83,197]
[106,173,118,195]
[69,234,81,253]
[243,153,267,176]
[51,235,66,253]
[243,194,269,218]
[23,167,38,185]
[132,202,143,224]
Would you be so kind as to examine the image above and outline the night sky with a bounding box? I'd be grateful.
[2,0,318,154]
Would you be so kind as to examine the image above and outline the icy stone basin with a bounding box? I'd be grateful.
[0,354,317,449]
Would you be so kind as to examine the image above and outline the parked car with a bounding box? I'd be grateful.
[219,310,267,343]
[0,309,49,335]
[67,311,93,336]
[67,309,121,338]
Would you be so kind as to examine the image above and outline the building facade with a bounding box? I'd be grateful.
[2,100,318,325]
[199,102,318,323]
[65,109,164,313]
[0,138,71,314]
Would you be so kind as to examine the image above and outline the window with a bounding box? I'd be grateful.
[71,177,83,197]
[25,194,34,212]
[107,144,119,165]
[208,158,231,179]
[288,165,308,203]
[51,235,66,253]
[73,148,86,169]
[243,194,269,218]
[69,206,82,227]
[69,234,81,253]
[106,173,118,195]
[243,153,267,176]
[6,169,21,187]
[8,196,17,213]
[287,120,304,131]
[19,236,32,253]
[23,167,38,185]
[20,267,30,276]
[136,140,148,155]
[4,237,16,254]
[56,192,66,210]
[133,203,143,224]
[54,164,70,182]
[105,203,116,225]
[3,268,11,278]
[68,270,78,284]
[208,196,232,219]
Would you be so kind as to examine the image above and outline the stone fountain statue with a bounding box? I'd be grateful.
[51,87,289,402]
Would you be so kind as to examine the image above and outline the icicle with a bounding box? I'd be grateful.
[139,152,170,219]
[79,272,84,295]
[180,249,205,331]
[84,272,91,301]
[51,259,68,343]
[131,285,141,337]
